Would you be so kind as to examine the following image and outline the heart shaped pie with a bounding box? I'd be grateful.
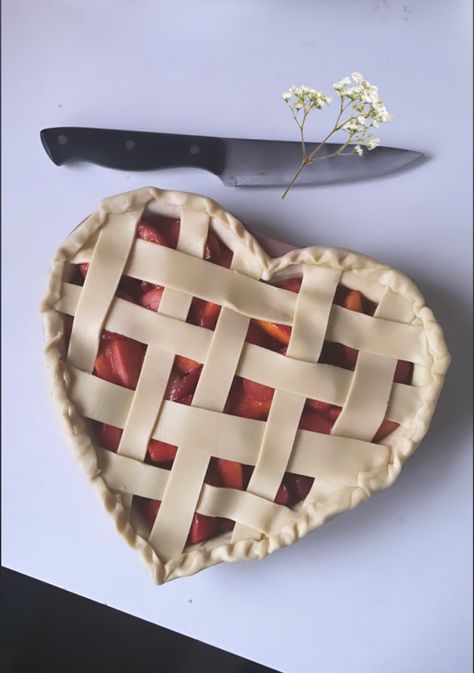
[42,186,450,583]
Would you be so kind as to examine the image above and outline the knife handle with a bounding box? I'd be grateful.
[40,127,226,174]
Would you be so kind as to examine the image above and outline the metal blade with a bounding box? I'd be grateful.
[219,139,423,187]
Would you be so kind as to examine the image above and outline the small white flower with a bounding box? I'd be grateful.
[354,145,364,156]
[343,120,359,132]
[366,138,381,150]
[360,90,377,104]
[352,72,363,82]
[282,91,292,102]
[305,89,332,109]
[333,76,351,92]
[348,85,363,101]
[366,91,379,104]
[375,108,393,123]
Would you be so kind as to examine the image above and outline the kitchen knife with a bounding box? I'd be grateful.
[40,127,423,187]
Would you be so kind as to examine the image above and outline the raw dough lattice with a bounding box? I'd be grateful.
[42,186,450,583]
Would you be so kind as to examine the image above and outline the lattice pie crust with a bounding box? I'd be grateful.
[42,186,450,583]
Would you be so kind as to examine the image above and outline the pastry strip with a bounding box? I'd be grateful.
[148,232,251,561]
[125,241,296,324]
[232,266,341,542]
[157,209,208,318]
[62,251,429,363]
[149,448,210,560]
[117,210,210,463]
[96,405,389,492]
[60,287,426,416]
[97,449,298,534]
[327,305,426,363]
[304,284,416,503]
[67,208,143,371]
[289,266,341,361]
[331,352,397,440]
[330,284,415,442]
[232,391,306,542]
[117,347,175,460]
[70,358,422,433]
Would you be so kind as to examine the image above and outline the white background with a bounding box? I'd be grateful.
[2,1,473,672]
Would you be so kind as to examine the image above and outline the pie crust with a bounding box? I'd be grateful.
[41,186,450,583]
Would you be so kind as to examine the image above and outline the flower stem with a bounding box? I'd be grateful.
[282,138,354,198]
[280,79,391,197]
[281,160,308,199]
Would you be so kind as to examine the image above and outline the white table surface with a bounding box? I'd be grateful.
[2,1,473,671]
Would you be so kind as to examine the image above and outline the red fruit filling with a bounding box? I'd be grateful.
[94,338,146,390]
[299,409,334,434]
[188,298,221,330]
[165,366,202,403]
[134,497,162,527]
[216,459,244,490]
[139,286,164,311]
[174,355,201,375]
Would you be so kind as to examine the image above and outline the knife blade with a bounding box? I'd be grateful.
[40,127,423,187]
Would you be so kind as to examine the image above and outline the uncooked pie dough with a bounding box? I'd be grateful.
[41,186,450,583]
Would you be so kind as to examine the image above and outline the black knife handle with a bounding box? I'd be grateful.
[40,127,226,174]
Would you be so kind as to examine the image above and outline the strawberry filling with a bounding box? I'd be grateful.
[93,338,146,390]
[139,286,164,311]
[68,216,413,545]
[188,298,221,330]
[216,459,244,490]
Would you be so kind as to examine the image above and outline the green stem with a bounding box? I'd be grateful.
[282,138,354,198]
[310,138,352,161]
[306,99,354,161]
[282,93,365,197]
[299,110,308,158]
[281,160,308,199]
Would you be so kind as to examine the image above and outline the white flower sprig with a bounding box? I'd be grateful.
[281,73,393,198]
